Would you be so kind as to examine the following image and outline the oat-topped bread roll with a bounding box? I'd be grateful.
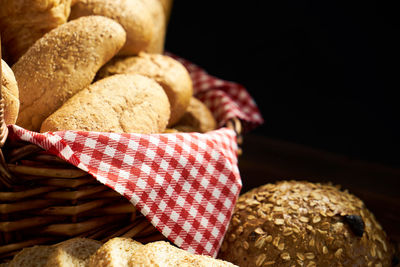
[40,74,170,134]
[174,96,217,133]
[1,59,19,124]
[98,52,192,126]
[13,16,126,132]
[139,0,166,54]
[218,181,395,267]
[88,238,142,267]
[128,241,237,266]
[45,238,102,267]
[0,0,71,64]
[70,0,154,56]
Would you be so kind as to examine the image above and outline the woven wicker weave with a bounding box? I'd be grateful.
[0,37,242,261]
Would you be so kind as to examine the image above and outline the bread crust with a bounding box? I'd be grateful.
[70,0,154,56]
[218,181,395,267]
[1,60,19,124]
[13,16,126,131]
[40,74,170,134]
[98,53,192,126]
[0,0,72,64]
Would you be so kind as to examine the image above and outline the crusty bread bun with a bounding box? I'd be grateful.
[70,0,154,56]
[0,0,71,64]
[1,60,19,124]
[12,16,126,132]
[138,0,166,54]
[8,246,56,267]
[128,241,236,266]
[88,238,142,267]
[40,74,170,134]
[174,97,217,133]
[218,181,395,267]
[45,238,102,267]
[97,52,192,126]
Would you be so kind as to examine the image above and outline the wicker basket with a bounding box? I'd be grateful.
[0,38,242,261]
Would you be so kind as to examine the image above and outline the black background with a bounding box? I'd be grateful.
[165,1,399,168]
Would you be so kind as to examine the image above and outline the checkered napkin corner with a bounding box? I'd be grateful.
[166,52,264,131]
[7,125,242,258]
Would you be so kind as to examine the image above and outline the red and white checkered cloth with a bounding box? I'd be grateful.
[6,56,263,257]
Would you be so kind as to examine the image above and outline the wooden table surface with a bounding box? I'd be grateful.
[238,134,400,246]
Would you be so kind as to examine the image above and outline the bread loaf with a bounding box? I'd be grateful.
[128,241,236,266]
[1,60,19,124]
[0,0,71,64]
[40,74,170,134]
[97,53,192,126]
[174,97,217,133]
[88,238,142,267]
[13,16,126,131]
[70,0,154,56]
[218,181,395,267]
[45,238,102,267]
[8,246,56,267]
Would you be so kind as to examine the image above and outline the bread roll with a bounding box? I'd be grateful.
[0,0,71,64]
[139,0,166,54]
[159,0,173,22]
[1,60,19,125]
[97,53,192,126]
[70,0,154,56]
[88,238,142,267]
[174,97,217,133]
[218,181,395,267]
[45,238,102,267]
[128,241,236,266]
[40,74,170,134]
[13,16,126,132]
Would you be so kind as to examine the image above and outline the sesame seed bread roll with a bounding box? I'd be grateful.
[1,59,19,124]
[40,74,170,134]
[97,53,192,126]
[139,0,166,54]
[218,181,395,267]
[70,0,154,56]
[0,0,72,64]
[174,97,217,133]
[13,16,126,132]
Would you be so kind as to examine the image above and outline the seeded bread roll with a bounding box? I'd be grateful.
[139,0,166,54]
[128,241,236,266]
[12,16,126,132]
[70,0,154,56]
[174,97,217,133]
[1,60,19,124]
[88,238,142,267]
[45,238,102,267]
[0,0,71,64]
[40,74,170,134]
[97,52,192,126]
[218,181,395,267]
